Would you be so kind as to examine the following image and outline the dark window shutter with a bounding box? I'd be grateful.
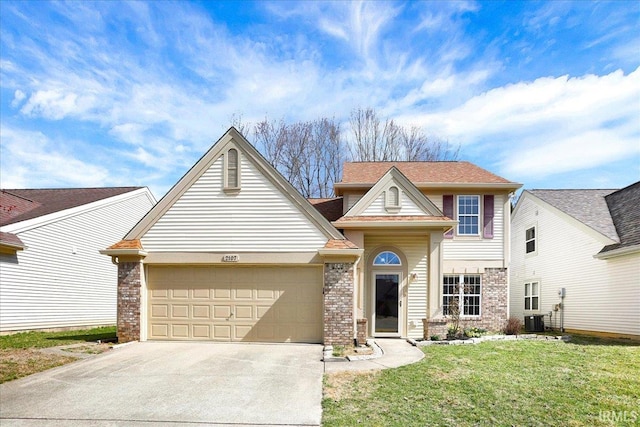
[483,195,494,239]
[443,195,454,239]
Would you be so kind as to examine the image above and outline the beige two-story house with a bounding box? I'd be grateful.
[102,128,521,344]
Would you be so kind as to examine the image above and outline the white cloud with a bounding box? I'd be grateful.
[403,67,640,181]
[0,126,109,188]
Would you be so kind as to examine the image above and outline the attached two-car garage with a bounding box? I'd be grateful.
[146,266,323,343]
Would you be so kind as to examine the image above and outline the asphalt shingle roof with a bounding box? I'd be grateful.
[339,161,517,185]
[529,189,619,242]
[1,187,144,226]
[601,181,640,253]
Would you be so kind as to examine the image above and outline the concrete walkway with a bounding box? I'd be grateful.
[324,338,424,373]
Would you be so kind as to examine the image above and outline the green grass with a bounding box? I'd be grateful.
[0,326,116,349]
[0,326,117,383]
[323,337,640,427]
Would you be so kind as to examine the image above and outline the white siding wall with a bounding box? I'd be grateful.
[364,235,428,339]
[510,196,640,336]
[142,154,328,252]
[428,193,505,260]
[361,192,428,216]
[0,192,154,332]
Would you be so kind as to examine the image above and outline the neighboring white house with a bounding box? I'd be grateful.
[102,128,522,345]
[510,182,640,339]
[0,187,156,332]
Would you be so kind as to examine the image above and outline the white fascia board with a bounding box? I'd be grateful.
[1,188,155,235]
[593,244,640,260]
[334,220,457,229]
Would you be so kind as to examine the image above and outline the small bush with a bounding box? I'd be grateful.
[464,327,487,338]
[504,317,523,335]
[430,335,441,341]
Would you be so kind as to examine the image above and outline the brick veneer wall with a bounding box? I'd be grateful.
[425,268,508,339]
[117,261,142,343]
[323,262,354,346]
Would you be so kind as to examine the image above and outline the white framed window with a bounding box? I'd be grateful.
[524,281,539,310]
[457,195,480,235]
[224,148,240,191]
[373,251,401,266]
[525,226,536,254]
[443,274,481,317]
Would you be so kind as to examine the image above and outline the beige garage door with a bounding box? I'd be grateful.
[146,266,323,343]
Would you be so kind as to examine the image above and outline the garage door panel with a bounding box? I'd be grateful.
[171,324,189,338]
[172,289,189,299]
[151,304,169,318]
[147,266,322,343]
[213,287,231,299]
[171,305,189,318]
[213,305,231,319]
[192,288,210,299]
[214,325,231,339]
[192,305,210,318]
[151,324,169,338]
[192,324,210,338]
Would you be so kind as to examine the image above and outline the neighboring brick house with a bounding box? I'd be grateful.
[0,187,156,332]
[510,182,640,339]
[102,128,521,344]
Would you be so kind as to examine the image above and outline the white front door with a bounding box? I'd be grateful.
[372,272,402,336]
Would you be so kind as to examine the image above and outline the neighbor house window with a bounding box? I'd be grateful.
[457,195,480,235]
[525,226,536,254]
[524,281,539,310]
[373,251,401,265]
[443,274,481,316]
[224,148,240,190]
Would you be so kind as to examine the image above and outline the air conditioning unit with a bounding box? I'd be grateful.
[524,315,544,332]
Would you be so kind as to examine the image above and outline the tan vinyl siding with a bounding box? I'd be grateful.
[361,192,429,216]
[364,234,428,339]
[510,196,640,337]
[346,193,364,212]
[428,193,505,260]
[0,192,154,332]
[142,155,327,252]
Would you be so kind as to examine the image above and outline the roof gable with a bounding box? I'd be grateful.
[527,189,619,242]
[1,187,146,227]
[126,128,344,244]
[345,167,444,218]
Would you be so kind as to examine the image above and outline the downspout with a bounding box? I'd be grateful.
[353,255,361,344]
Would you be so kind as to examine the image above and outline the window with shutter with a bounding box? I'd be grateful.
[443,195,454,239]
[483,195,494,239]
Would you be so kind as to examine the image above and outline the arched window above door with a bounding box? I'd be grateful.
[373,251,401,266]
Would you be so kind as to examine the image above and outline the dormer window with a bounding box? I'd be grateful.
[385,186,401,212]
[224,148,240,192]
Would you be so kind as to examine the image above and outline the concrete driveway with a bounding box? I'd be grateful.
[0,341,324,426]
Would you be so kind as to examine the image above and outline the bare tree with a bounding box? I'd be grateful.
[399,125,460,161]
[243,116,343,198]
[349,107,459,162]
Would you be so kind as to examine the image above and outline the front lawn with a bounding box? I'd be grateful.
[0,326,116,383]
[323,336,640,426]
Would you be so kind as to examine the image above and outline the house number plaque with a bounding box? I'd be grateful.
[222,254,239,262]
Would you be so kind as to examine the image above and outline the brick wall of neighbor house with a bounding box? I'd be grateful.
[425,268,508,339]
[323,262,354,346]
[117,261,142,342]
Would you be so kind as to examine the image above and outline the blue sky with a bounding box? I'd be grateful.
[1,0,639,198]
